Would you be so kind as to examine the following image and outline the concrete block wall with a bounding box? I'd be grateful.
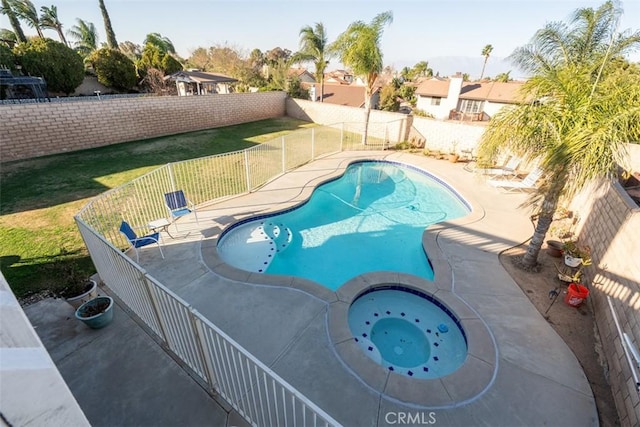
[286,98,412,143]
[0,92,287,162]
[409,116,486,154]
[572,182,640,426]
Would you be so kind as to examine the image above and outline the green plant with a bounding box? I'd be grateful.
[48,256,93,299]
[13,38,84,94]
[88,48,137,90]
[562,241,592,265]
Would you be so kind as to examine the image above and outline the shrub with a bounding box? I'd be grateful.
[13,38,83,94]
[0,44,16,71]
[88,48,137,90]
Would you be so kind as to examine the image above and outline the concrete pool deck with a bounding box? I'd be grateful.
[128,151,598,426]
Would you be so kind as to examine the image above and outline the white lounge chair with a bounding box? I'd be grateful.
[465,156,522,177]
[488,167,543,192]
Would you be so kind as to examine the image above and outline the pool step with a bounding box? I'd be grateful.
[262,222,293,252]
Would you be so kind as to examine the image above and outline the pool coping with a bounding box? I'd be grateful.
[201,156,498,407]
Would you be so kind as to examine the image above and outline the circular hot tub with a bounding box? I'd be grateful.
[348,286,468,379]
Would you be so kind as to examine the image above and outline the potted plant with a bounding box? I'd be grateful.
[562,241,591,268]
[75,296,114,329]
[448,141,460,163]
[546,240,564,258]
[51,260,98,309]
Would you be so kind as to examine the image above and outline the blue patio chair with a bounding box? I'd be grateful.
[119,220,164,262]
[164,190,199,231]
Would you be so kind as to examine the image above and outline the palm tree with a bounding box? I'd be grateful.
[143,32,175,55]
[98,0,118,49]
[67,18,98,58]
[0,0,26,43]
[478,1,640,269]
[480,44,493,79]
[330,11,393,143]
[40,5,67,46]
[293,22,331,102]
[10,0,43,38]
[0,27,17,45]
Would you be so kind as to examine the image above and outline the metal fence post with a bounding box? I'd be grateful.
[340,123,344,151]
[281,136,286,173]
[190,308,218,394]
[140,271,169,343]
[311,128,315,161]
[168,162,176,192]
[244,150,251,192]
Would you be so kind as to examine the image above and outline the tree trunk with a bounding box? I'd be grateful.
[362,87,371,145]
[319,74,324,102]
[57,28,68,46]
[99,0,118,49]
[480,58,487,80]
[2,0,27,43]
[521,190,561,267]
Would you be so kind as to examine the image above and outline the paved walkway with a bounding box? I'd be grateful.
[131,151,598,426]
[24,296,248,427]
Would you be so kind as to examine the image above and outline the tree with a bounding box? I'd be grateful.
[87,48,136,90]
[98,0,118,49]
[478,1,640,269]
[0,0,26,43]
[13,37,84,93]
[136,42,182,78]
[143,32,175,55]
[67,18,98,58]
[265,47,291,66]
[11,0,43,38]
[412,60,432,78]
[286,75,309,99]
[379,83,399,111]
[40,5,67,46]
[293,22,331,102]
[494,71,512,82]
[0,28,17,47]
[118,41,141,61]
[186,47,212,71]
[480,44,493,79]
[330,11,393,143]
[0,42,15,70]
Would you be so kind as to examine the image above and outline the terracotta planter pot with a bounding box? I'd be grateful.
[547,240,563,258]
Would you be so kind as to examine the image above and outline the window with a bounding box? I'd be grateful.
[430,97,441,106]
[459,99,484,113]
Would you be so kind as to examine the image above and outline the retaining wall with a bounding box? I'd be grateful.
[0,92,287,162]
[572,182,640,426]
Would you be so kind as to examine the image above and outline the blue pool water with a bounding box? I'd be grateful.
[218,161,469,290]
[349,287,468,379]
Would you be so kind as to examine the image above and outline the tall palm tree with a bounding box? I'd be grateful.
[10,0,43,38]
[293,22,331,102]
[330,11,393,143]
[0,0,26,43]
[40,5,67,46]
[98,0,118,49]
[143,32,175,55]
[67,18,98,58]
[480,44,493,79]
[478,1,640,268]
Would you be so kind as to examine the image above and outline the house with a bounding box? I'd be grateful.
[164,70,238,96]
[415,74,525,121]
[288,68,316,84]
[304,82,380,108]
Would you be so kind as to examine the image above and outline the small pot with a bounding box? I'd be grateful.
[65,280,98,309]
[75,296,114,329]
[546,240,563,258]
[564,254,582,268]
[448,154,459,163]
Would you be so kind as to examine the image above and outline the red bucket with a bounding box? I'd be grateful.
[564,284,589,307]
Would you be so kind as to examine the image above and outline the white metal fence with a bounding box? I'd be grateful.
[74,121,407,426]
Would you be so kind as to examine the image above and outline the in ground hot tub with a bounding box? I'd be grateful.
[348,286,468,379]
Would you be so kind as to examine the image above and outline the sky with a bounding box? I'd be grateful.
[2,0,639,79]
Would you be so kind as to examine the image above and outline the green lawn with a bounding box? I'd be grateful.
[0,117,315,298]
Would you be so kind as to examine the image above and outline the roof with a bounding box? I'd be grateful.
[414,78,450,97]
[415,77,524,104]
[164,70,238,84]
[460,81,524,104]
[303,82,379,108]
[288,68,315,80]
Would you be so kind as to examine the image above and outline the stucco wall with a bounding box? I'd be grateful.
[571,181,640,426]
[0,92,287,162]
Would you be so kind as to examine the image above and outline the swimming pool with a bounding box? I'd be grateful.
[218,161,470,290]
[348,286,467,379]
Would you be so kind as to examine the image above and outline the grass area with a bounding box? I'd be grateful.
[0,117,315,298]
